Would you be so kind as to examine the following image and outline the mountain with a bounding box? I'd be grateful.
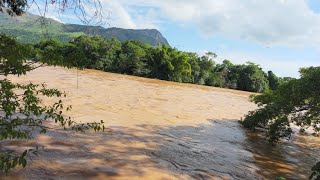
[0,12,169,46]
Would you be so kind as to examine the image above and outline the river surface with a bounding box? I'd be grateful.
[1,66,319,179]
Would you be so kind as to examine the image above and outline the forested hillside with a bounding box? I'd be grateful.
[0,12,169,46]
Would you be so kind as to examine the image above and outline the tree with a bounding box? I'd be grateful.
[0,0,27,15]
[0,34,33,76]
[221,60,238,89]
[187,53,201,84]
[0,0,108,174]
[241,66,320,142]
[1,0,107,172]
[236,62,269,93]
[205,72,225,87]
[281,76,295,83]
[241,66,320,179]
[149,45,191,82]
[167,49,191,83]
[101,38,122,72]
[0,35,105,173]
[1,0,104,25]
[196,53,215,85]
[311,162,320,180]
[267,70,281,90]
[34,39,66,67]
[67,36,110,69]
[116,41,150,76]
[213,60,236,88]
[32,36,277,93]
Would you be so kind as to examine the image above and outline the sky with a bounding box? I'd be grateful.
[28,0,320,77]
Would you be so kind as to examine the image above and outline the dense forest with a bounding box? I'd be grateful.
[32,35,289,93]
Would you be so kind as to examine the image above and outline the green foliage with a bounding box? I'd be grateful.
[241,66,320,179]
[97,38,122,71]
[0,149,30,174]
[187,53,201,83]
[197,52,216,85]
[0,34,32,75]
[0,0,27,15]
[235,62,269,93]
[34,39,66,67]
[0,34,105,173]
[213,61,270,92]
[281,76,295,82]
[214,60,236,88]
[241,66,320,142]
[268,70,281,90]
[116,41,149,76]
[68,36,109,69]
[32,35,280,93]
[158,46,191,82]
[310,162,320,180]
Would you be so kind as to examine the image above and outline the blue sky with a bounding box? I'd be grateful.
[29,0,320,77]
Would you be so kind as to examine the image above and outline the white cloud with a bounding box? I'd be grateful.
[155,0,320,47]
[29,0,320,47]
[111,0,320,47]
[104,0,137,29]
[25,0,320,77]
[28,0,164,29]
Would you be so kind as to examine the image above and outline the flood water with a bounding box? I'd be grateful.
[1,66,319,179]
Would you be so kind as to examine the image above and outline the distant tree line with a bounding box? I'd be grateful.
[33,35,290,93]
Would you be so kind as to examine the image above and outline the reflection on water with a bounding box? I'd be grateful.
[1,66,319,179]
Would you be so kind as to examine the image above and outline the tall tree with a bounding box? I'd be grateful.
[1,0,107,172]
[0,35,105,173]
[149,45,191,82]
[196,53,215,85]
[236,62,269,93]
[117,41,150,76]
[267,70,281,90]
[241,66,320,179]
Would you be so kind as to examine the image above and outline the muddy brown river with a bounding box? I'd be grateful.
[1,66,319,179]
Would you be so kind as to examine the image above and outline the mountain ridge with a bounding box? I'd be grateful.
[0,12,169,46]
